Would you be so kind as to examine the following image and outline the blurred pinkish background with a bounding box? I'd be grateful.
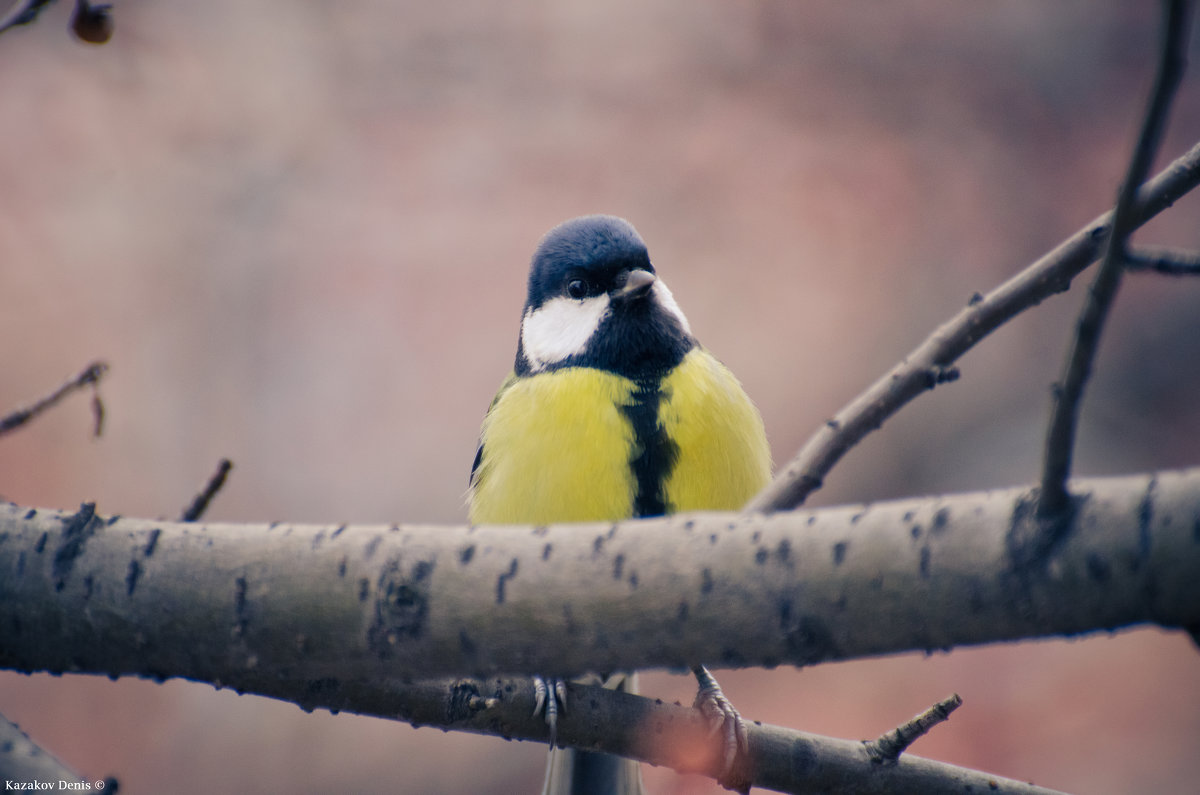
[2,1,1199,793]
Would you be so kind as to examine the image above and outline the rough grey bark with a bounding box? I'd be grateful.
[2,468,1197,684]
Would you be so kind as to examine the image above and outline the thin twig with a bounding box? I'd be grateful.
[180,458,234,522]
[1039,0,1192,519]
[863,694,963,764]
[0,361,109,438]
[0,0,111,41]
[745,138,1200,513]
[1125,245,1200,274]
[0,0,55,36]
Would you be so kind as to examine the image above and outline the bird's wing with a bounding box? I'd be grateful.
[468,371,519,491]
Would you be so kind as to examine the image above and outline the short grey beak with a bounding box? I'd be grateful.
[613,268,656,300]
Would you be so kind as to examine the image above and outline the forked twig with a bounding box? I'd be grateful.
[1039,0,1192,519]
[746,137,1200,514]
[0,361,109,438]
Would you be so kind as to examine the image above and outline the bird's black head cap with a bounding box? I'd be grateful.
[516,215,694,379]
[524,215,653,311]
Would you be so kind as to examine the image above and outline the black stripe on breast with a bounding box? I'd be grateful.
[621,377,679,518]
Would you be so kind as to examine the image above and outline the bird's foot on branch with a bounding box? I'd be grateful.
[692,665,751,794]
[532,675,568,748]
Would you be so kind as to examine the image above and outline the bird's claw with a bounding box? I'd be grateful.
[693,667,751,794]
[532,675,568,748]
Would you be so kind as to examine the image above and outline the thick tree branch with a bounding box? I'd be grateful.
[2,468,1197,685]
[745,138,1200,514]
[1039,0,1192,519]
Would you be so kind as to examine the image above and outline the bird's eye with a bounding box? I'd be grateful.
[566,279,588,299]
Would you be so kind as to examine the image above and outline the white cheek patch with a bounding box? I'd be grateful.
[652,279,692,336]
[521,294,611,371]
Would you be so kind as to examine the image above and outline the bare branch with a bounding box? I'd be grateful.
[3,468,1197,685]
[1039,0,1193,519]
[746,139,1200,513]
[0,361,109,438]
[179,458,234,522]
[0,0,112,42]
[863,694,963,763]
[0,0,55,35]
[1125,245,1200,274]
[231,676,1065,795]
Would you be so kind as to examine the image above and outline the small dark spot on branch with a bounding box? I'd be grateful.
[781,611,839,665]
[24,508,36,520]
[1137,477,1156,565]
[233,576,248,637]
[542,542,552,561]
[775,538,792,565]
[931,507,950,535]
[754,547,768,565]
[125,559,141,596]
[34,532,47,554]
[612,553,624,580]
[331,524,347,539]
[1085,552,1111,583]
[700,568,714,595]
[967,292,984,306]
[832,541,847,566]
[458,630,478,660]
[495,558,519,605]
[53,502,98,591]
[919,547,931,579]
[459,544,476,564]
[337,556,347,578]
[143,527,160,557]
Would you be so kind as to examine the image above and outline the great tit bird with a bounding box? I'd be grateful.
[468,215,771,795]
